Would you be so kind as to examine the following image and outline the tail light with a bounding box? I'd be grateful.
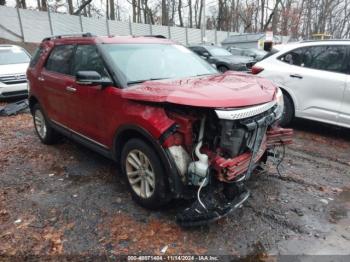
[251,66,264,75]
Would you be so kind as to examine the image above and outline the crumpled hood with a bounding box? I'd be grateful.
[121,71,277,108]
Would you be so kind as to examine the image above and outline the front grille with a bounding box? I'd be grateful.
[219,109,276,157]
[215,100,276,120]
[0,74,27,85]
[1,90,28,97]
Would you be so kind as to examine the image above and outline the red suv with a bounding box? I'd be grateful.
[27,33,292,226]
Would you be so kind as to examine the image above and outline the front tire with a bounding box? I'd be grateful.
[121,138,170,209]
[32,104,59,144]
[279,94,294,127]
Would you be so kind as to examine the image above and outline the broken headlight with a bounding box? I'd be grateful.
[274,87,284,120]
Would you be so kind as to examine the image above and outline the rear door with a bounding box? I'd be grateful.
[40,44,76,128]
[278,45,347,125]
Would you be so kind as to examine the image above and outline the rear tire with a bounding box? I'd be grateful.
[218,66,229,73]
[279,93,294,127]
[32,104,60,145]
[121,138,171,209]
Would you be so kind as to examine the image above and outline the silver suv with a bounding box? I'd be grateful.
[252,40,350,128]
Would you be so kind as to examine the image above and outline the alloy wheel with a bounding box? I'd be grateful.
[125,149,156,199]
[34,109,47,139]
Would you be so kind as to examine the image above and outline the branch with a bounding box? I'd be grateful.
[73,0,93,15]
[263,0,283,31]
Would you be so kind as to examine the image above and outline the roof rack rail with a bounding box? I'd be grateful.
[141,35,167,39]
[42,32,95,42]
[301,39,350,42]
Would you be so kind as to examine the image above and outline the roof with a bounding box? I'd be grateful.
[222,33,265,44]
[222,33,290,45]
[42,33,175,45]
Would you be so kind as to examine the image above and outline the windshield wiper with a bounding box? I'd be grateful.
[127,77,169,85]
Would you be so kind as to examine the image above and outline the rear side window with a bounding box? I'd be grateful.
[71,45,109,77]
[45,45,75,75]
[29,46,43,68]
[279,45,348,74]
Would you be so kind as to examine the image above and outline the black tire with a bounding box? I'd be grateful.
[279,93,294,127]
[32,103,60,145]
[121,138,171,209]
[218,66,229,73]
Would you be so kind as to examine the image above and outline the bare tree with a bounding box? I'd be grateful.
[67,0,73,14]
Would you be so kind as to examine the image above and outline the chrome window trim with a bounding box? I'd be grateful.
[215,100,277,120]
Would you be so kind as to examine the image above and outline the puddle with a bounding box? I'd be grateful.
[329,187,350,223]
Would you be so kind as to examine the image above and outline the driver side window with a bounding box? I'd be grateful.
[72,45,109,77]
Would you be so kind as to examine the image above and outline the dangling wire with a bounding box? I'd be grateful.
[197,176,208,210]
[276,142,286,177]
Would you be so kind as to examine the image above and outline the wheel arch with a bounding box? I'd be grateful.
[279,87,296,113]
[28,95,39,113]
[113,124,184,197]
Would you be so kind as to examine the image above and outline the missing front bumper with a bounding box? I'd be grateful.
[176,187,250,227]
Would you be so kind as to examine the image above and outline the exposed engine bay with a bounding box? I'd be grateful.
[160,91,293,226]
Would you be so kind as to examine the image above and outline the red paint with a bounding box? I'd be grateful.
[122,72,276,108]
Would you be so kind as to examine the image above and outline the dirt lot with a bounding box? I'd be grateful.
[0,103,350,259]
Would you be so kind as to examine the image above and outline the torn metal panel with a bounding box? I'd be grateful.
[0,99,29,116]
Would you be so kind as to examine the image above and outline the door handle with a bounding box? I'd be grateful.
[66,86,76,93]
[290,74,303,79]
[38,76,45,82]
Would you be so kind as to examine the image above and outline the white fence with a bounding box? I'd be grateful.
[0,6,234,45]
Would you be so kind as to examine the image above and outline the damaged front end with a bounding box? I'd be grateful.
[162,88,293,226]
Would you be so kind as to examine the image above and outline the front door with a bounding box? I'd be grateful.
[69,44,115,147]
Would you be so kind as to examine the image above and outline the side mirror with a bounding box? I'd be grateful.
[76,71,112,87]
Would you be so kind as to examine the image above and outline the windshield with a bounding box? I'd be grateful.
[101,44,217,84]
[0,47,30,65]
[207,47,232,56]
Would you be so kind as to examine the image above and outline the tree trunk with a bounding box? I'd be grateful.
[36,0,41,10]
[109,0,115,20]
[161,0,168,25]
[41,0,47,11]
[19,0,26,8]
[197,0,202,29]
[188,0,192,27]
[178,0,184,27]
[67,0,74,14]
[132,0,136,22]
[106,0,109,19]
[73,0,93,15]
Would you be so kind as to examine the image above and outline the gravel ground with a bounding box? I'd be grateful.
[0,106,349,259]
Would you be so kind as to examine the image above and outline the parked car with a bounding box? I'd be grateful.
[188,44,255,72]
[27,34,292,226]
[0,45,31,99]
[227,47,267,61]
[252,40,350,128]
